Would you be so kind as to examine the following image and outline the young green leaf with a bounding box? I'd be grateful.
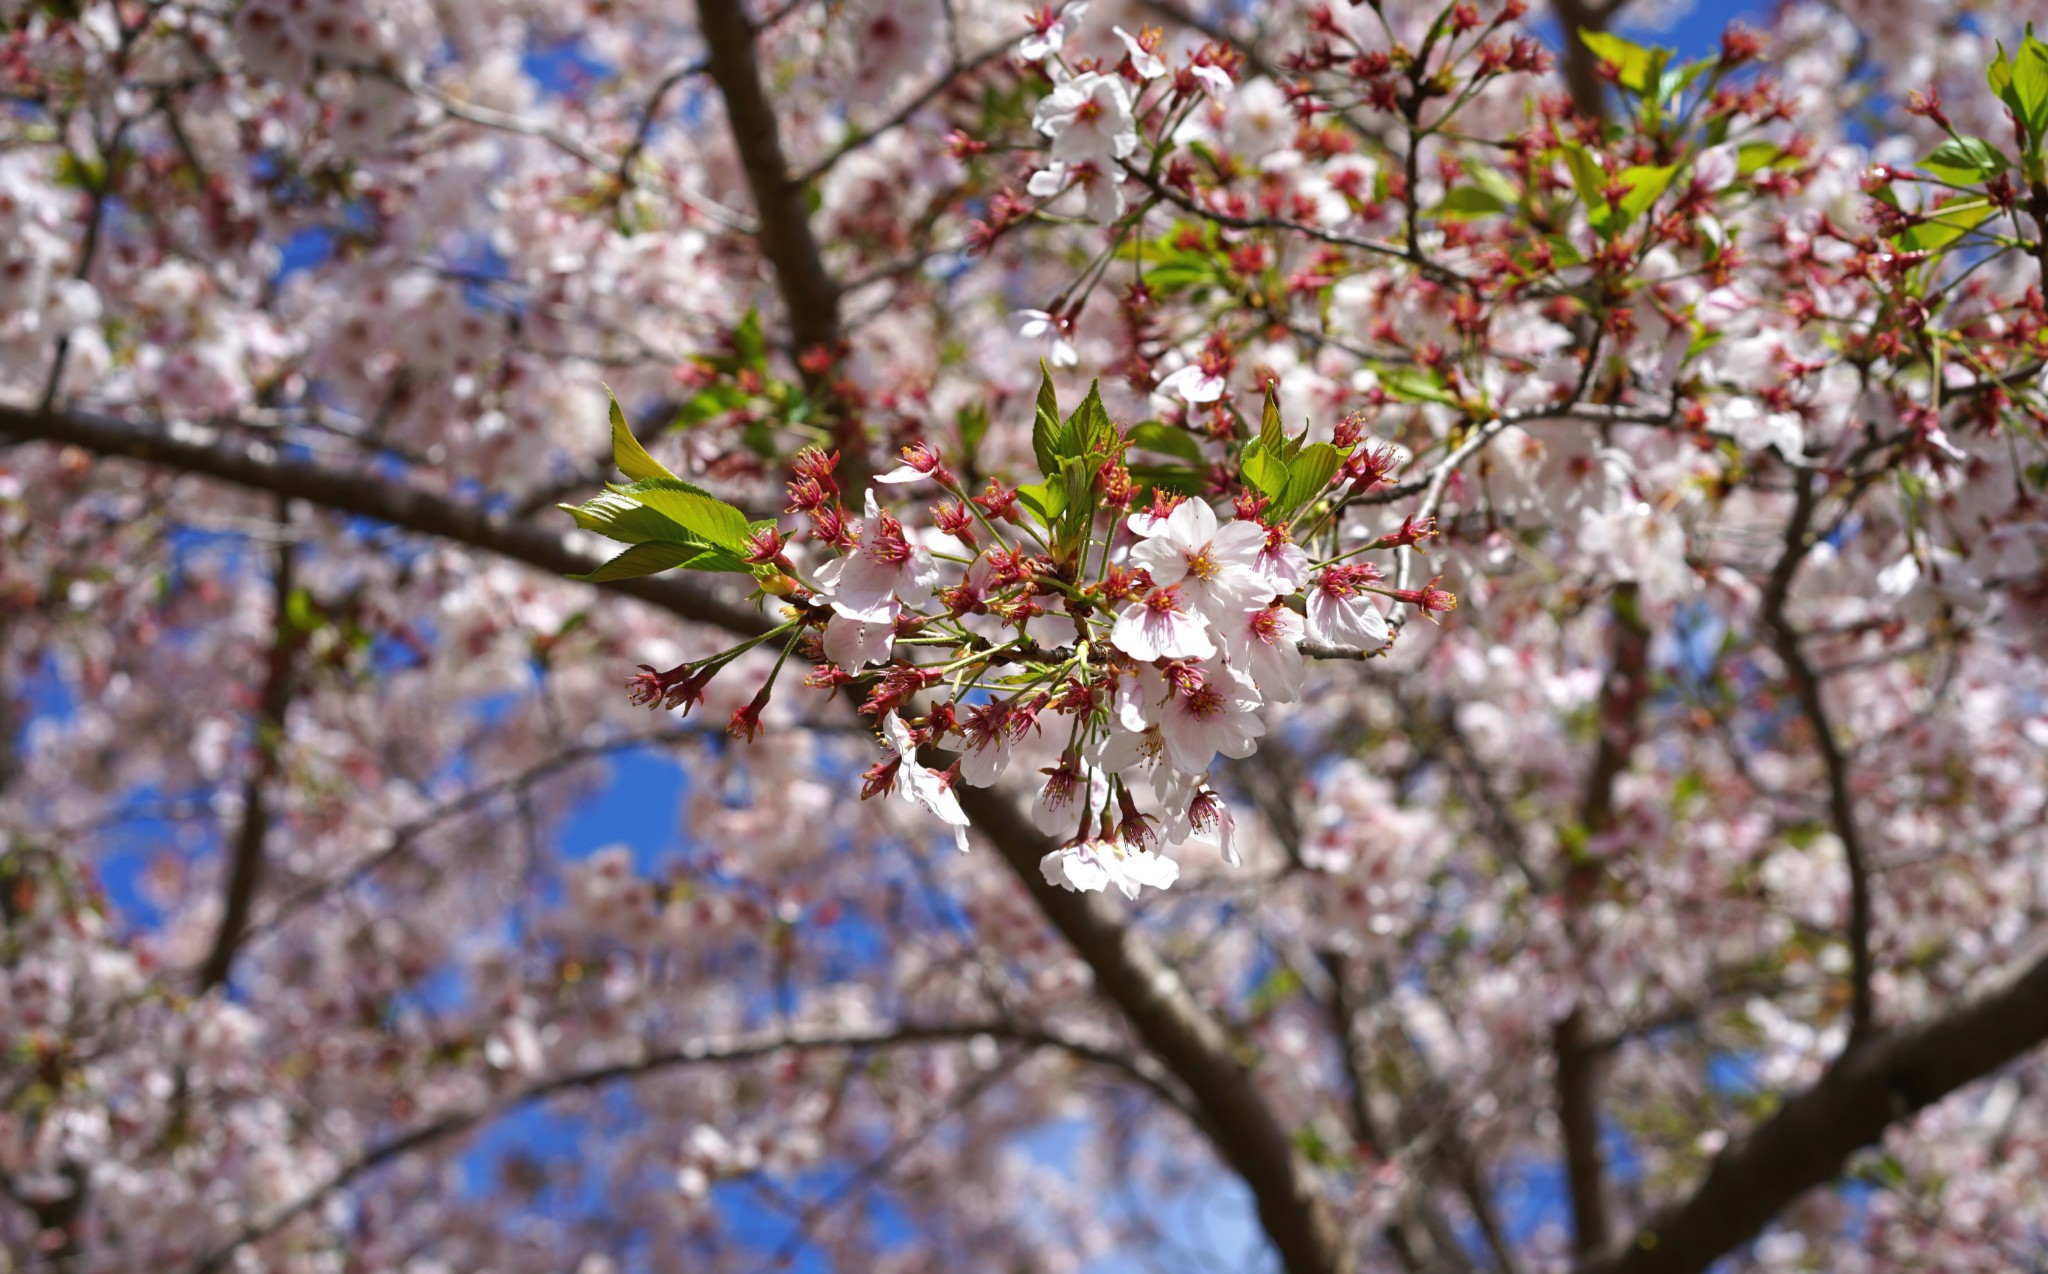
[1278,442,1345,516]
[1921,136,2009,185]
[606,388,676,483]
[1436,186,1510,219]
[1898,199,1994,253]
[1017,476,1067,528]
[1579,30,1656,94]
[1063,378,1116,461]
[609,478,752,550]
[957,402,989,465]
[1560,142,1612,231]
[1615,164,1678,228]
[1380,366,1459,406]
[574,541,723,583]
[1240,440,1290,502]
[561,490,695,545]
[2016,38,2048,141]
[1259,387,1285,451]
[1032,363,1066,477]
[732,309,767,371]
[1128,421,1207,464]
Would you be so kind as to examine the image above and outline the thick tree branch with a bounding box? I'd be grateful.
[957,787,1354,1274]
[1551,0,1625,122]
[695,0,841,361]
[197,508,300,991]
[1587,943,2048,1274]
[1552,582,1648,1259]
[0,403,779,642]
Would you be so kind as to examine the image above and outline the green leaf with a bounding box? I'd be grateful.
[1656,58,1714,110]
[670,380,752,429]
[1129,421,1206,464]
[1380,366,1459,405]
[1126,463,1206,496]
[606,387,676,483]
[1470,162,1520,209]
[1615,164,1678,228]
[610,478,751,550]
[1278,442,1345,515]
[1017,476,1066,528]
[956,402,989,464]
[1057,454,1096,531]
[2015,38,2048,141]
[1736,141,1786,175]
[1258,387,1285,451]
[1921,136,2008,185]
[1143,261,1221,297]
[732,309,767,371]
[1561,142,1611,231]
[1063,378,1116,461]
[1240,440,1290,502]
[574,542,722,583]
[1032,364,1066,478]
[1579,31,1656,94]
[1436,185,1509,219]
[1899,199,1994,252]
[561,490,694,544]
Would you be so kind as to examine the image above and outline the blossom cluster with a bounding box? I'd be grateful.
[578,379,1450,897]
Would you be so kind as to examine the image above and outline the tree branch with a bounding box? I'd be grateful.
[695,0,841,361]
[1759,475,1877,1043]
[0,403,778,643]
[957,786,1354,1274]
[1586,943,2048,1274]
[196,503,300,991]
[1551,0,1625,122]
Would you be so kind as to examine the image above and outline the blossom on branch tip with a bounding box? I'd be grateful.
[1013,309,1079,368]
[1040,837,1179,898]
[1033,72,1138,167]
[1127,498,1272,621]
[1158,660,1264,774]
[878,711,971,852]
[1112,584,1216,662]
[1306,563,1390,651]
[1018,2,1086,63]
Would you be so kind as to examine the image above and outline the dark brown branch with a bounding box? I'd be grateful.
[1552,582,1648,1259]
[197,505,300,991]
[1552,0,1626,123]
[1586,943,2048,1274]
[1553,1005,1610,1258]
[0,403,778,643]
[696,0,841,362]
[1760,475,1877,1042]
[957,787,1354,1274]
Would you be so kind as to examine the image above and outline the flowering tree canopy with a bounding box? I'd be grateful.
[5,0,2048,1270]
